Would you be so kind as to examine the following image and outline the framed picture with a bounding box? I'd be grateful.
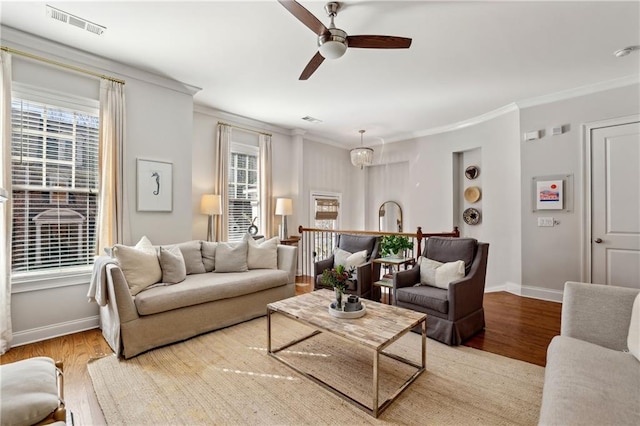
[137,159,172,212]
[536,180,563,210]
[531,174,573,212]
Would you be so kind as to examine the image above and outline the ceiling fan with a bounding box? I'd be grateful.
[278,0,412,80]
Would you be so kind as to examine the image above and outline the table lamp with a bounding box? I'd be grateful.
[201,194,222,242]
[275,198,293,239]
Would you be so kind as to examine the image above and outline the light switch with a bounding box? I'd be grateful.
[538,217,554,227]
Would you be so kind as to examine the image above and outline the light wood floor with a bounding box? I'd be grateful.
[1,286,560,425]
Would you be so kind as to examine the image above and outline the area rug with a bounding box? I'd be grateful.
[88,315,544,425]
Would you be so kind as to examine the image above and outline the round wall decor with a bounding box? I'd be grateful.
[463,207,481,225]
[464,186,482,203]
[465,165,480,180]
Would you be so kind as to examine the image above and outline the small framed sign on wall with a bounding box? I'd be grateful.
[137,159,173,212]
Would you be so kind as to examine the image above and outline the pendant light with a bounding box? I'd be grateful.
[350,130,374,169]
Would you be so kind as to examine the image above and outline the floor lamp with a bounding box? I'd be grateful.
[201,194,222,242]
[275,198,292,240]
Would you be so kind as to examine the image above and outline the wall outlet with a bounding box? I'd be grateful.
[538,217,554,227]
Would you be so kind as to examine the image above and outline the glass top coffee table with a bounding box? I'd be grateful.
[267,289,426,418]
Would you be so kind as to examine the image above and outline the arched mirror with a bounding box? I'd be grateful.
[379,201,403,232]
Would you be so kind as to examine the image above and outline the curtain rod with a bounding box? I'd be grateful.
[1,45,125,85]
[218,121,272,137]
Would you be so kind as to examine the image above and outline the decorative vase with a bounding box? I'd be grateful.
[334,288,344,311]
[393,250,404,259]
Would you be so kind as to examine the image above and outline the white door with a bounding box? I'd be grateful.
[591,120,640,288]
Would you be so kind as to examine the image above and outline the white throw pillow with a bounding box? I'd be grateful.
[628,293,640,361]
[333,248,368,269]
[419,256,465,289]
[214,241,248,273]
[244,234,279,269]
[159,245,187,284]
[112,236,162,295]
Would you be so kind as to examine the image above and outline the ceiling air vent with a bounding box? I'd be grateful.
[46,5,106,36]
[302,116,322,124]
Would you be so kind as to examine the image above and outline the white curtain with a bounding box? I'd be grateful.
[214,124,231,242]
[97,79,125,254]
[0,51,13,354]
[259,134,274,238]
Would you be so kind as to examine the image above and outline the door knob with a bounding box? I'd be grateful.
[594,238,603,244]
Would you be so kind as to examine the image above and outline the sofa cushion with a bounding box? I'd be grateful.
[201,241,217,272]
[629,293,640,361]
[159,246,186,284]
[0,357,60,426]
[540,335,640,425]
[214,242,248,272]
[112,236,161,295]
[418,256,465,289]
[396,285,449,314]
[134,269,289,315]
[174,241,206,275]
[245,234,278,269]
[424,237,476,275]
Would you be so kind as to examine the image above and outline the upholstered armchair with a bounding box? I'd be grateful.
[314,234,381,300]
[393,237,489,345]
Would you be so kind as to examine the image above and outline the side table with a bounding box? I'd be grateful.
[372,256,414,304]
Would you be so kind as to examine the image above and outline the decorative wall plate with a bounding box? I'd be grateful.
[464,186,482,203]
[465,165,480,180]
[463,207,481,225]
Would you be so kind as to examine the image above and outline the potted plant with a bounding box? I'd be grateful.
[380,235,413,258]
[321,264,354,310]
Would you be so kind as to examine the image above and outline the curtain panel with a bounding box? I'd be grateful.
[97,79,125,254]
[215,124,231,242]
[0,51,13,354]
[259,134,273,238]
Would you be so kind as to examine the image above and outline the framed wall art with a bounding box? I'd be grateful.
[137,159,173,212]
[531,174,573,212]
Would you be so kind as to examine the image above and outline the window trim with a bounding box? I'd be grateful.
[227,142,260,242]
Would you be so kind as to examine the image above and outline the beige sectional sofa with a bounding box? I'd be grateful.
[90,237,297,358]
[539,281,640,425]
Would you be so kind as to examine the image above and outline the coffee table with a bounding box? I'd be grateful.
[267,289,426,418]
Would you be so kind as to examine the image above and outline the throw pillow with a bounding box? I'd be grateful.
[175,241,206,275]
[112,236,162,295]
[159,246,187,284]
[201,241,217,272]
[214,241,248,273]
[334,247,368,269]
[419,256,465,289]
[244,233,279,269]
[628,293,640,361]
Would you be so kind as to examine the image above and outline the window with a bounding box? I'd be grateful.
[227,143,259,241]
[310,192,341,260]
[10,93,99,274]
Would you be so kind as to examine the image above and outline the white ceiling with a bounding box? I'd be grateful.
[1,1,639,147]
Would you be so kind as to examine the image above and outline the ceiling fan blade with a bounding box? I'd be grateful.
[347,35,412,49]
[299,51,325,80]
[278,0,328,35]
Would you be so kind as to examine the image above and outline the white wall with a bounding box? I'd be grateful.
[3,27,197,345]
[519,84,640,298]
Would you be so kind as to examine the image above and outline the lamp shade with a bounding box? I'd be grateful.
[200,194,221,215]
[275,198,293,216]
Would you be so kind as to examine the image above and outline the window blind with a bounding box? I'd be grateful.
[315,198,339,220]
[11,98,99,273]
[227,148,259,241]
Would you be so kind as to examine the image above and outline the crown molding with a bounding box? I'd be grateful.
[194,103,294,137]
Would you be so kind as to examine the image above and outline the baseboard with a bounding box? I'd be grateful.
[11,315,100,347]
[485,282,563,303]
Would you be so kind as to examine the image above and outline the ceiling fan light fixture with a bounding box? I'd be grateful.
[318,28,348,59]
[350,130,374,169]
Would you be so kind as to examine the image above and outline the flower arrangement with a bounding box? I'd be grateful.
[321,264,354,292]
[380,235,414,257]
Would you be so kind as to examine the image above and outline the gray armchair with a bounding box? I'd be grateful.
[393,237,489,345]
[314,234,381,300]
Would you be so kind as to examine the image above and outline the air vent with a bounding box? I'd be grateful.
[302,116,322,123]
[46,5,106,36]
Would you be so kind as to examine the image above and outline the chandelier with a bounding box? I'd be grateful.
[350,130,374,169]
